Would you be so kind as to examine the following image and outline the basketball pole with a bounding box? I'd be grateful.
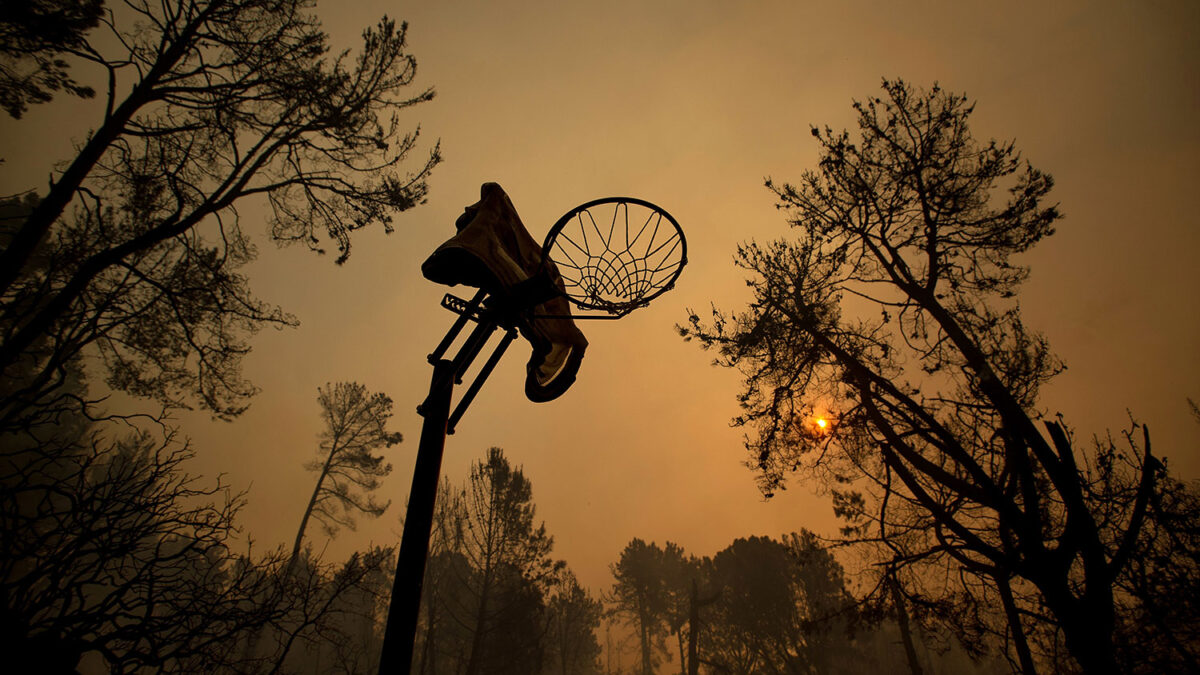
[377,289,506,675]
[378,359,454,675]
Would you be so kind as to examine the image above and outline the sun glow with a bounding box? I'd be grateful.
[815,417,828,430]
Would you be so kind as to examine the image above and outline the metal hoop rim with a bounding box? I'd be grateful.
[541,196,688,315]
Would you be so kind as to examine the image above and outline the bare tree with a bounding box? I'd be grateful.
[0,0,440,432]
[292,381,401,559]
[682,79,1163,674]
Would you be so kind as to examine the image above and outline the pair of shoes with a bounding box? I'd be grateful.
[422,183,588,402]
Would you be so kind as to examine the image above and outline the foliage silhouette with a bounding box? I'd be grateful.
[693,534,853,675]
[0,3,437,665]
[0,0,104,118]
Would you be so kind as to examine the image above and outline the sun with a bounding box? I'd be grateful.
[815,417,828,431]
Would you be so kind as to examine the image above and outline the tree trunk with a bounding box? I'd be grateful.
[1045,588,1119,675]
[687,580,700,675]
[995,575,1038,675]
[640,604,653,675]
[463,576,492,675]
[559,604,572,675]
[291,441,339,562]
[676,630,686,675]
[418,604,436,675]
[889,575,924,675]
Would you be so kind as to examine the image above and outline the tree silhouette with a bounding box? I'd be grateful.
[314,545,395,675]
[292,381,400,559]
[704,537,804,674]
[409,451,597,675]
[782,531,856,672]
[658,545,701,675]
[682,79,1164,674]
[0,0,440,433]
[544,571,604,675]
[429,447,561,675]
[609,538,674,675]
[698,534,852,675]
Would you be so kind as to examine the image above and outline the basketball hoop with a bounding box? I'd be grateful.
[379,184,687,675]
[542,197,687,318]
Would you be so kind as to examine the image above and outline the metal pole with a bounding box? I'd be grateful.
[448,329,516,434]
[378,359,455,675]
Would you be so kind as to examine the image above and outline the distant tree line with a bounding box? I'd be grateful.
[605,534,1008,675]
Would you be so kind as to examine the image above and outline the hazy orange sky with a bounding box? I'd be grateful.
[2,0,1197,595]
